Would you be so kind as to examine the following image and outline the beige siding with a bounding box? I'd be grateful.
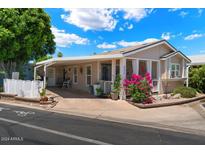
[53,61,98,91]
[128,44,171,60]
[160,80,185,93]
[160,60,166,79]
[126,44,188,94]
[127,44,172,80]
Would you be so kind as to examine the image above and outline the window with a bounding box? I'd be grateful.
[170,63,180,78]
[86,65,92,86]
[151,61,158,80]
[73,67,78,84]
[139,60,147,77]
[126,60,133,80]
[101,64,111,81]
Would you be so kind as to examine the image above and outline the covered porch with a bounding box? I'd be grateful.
[34,56,161,99]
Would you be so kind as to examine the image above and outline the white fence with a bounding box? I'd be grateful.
[3,79,43,98]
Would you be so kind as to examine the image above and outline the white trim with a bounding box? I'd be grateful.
[73,66,78,84]
[135,58,160,62]
[161,52,191,63]
[43,64,47,89]
[36,54,123,66]
[85,64,92,86]
[186,66,190,87]
[132,58,138,74]
[170,63,181,79]
[182,59,185,78]
[119,58,126,100]
[111,59,116,84]
[158,61,161,93]
[168,58,171,79]
[97,61,100,81]
[123,41,178,57]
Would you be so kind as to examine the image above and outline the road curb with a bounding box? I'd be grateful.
[1,101,205,137]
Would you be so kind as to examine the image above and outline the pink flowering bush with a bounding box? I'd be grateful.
[124,72,154,104]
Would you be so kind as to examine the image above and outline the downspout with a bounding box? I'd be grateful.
[43,64,47,89]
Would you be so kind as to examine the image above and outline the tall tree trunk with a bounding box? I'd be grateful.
[0,61,17,78]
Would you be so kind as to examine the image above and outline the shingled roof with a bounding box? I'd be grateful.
[97,39,166,55]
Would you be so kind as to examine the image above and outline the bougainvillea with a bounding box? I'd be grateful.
[124,72,155,104]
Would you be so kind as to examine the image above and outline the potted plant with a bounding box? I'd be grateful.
[39,88,48,102]
[111,74,121,100]
[96,87,103,97]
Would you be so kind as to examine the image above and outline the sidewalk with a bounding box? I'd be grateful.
[1,96,205,137]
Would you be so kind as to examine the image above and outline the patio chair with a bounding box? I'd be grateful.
[62,79,72,88]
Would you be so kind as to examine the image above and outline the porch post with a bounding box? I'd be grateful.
[182,59,185,78]
[147,60,152,74]
[111,59,116,84]
[132,58,138,74]
[43,64,47,89]
[158,61,161,93]
[119,58,126,100]
[186,65,190,87]
[97,61,100,81]
[34,66,37,80]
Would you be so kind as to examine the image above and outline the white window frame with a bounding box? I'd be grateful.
[170,63,180,79]
[73,66,78,84]
[85,64,92,86]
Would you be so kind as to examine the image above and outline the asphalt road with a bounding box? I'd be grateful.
[0,103,205,145]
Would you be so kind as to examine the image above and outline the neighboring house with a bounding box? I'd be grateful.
[34,40,191,99]
[188,54,205,66]
[23,63,34,80]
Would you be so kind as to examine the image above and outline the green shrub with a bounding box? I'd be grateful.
[124,73,153,104]
[173,87,197,98]
[189,65,205,93]
[0,86,3,92]
[112,74,121,93]
[39,88,46,97]
[96,88,103,96]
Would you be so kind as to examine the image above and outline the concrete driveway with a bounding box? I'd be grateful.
[45,88,205,136]
[1,87,204,136]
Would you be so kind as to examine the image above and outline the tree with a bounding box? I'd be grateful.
[189,65,205,93]
[36,55,53,62]
[57,52,63,57]
[0,9,55,78]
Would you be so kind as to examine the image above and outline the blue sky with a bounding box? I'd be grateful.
[45,8,205,57]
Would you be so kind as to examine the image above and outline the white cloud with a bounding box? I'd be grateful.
[199,50,205,53]
[161,32,183,40]
[161,32,171,40]
[176,32,183,36]
[119,27,124,31]
[122,8,153,22]
[117,38,159,47]
[184,33,204,40]
[61,8,117,31]
[98,36,103,40]
[127,24,133,30]
[198,8,203,16]
[51,26,89,47]
[168,8,181,12]
[117,40,139,47]
[179,11,188,18]
[97,42,117,49]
